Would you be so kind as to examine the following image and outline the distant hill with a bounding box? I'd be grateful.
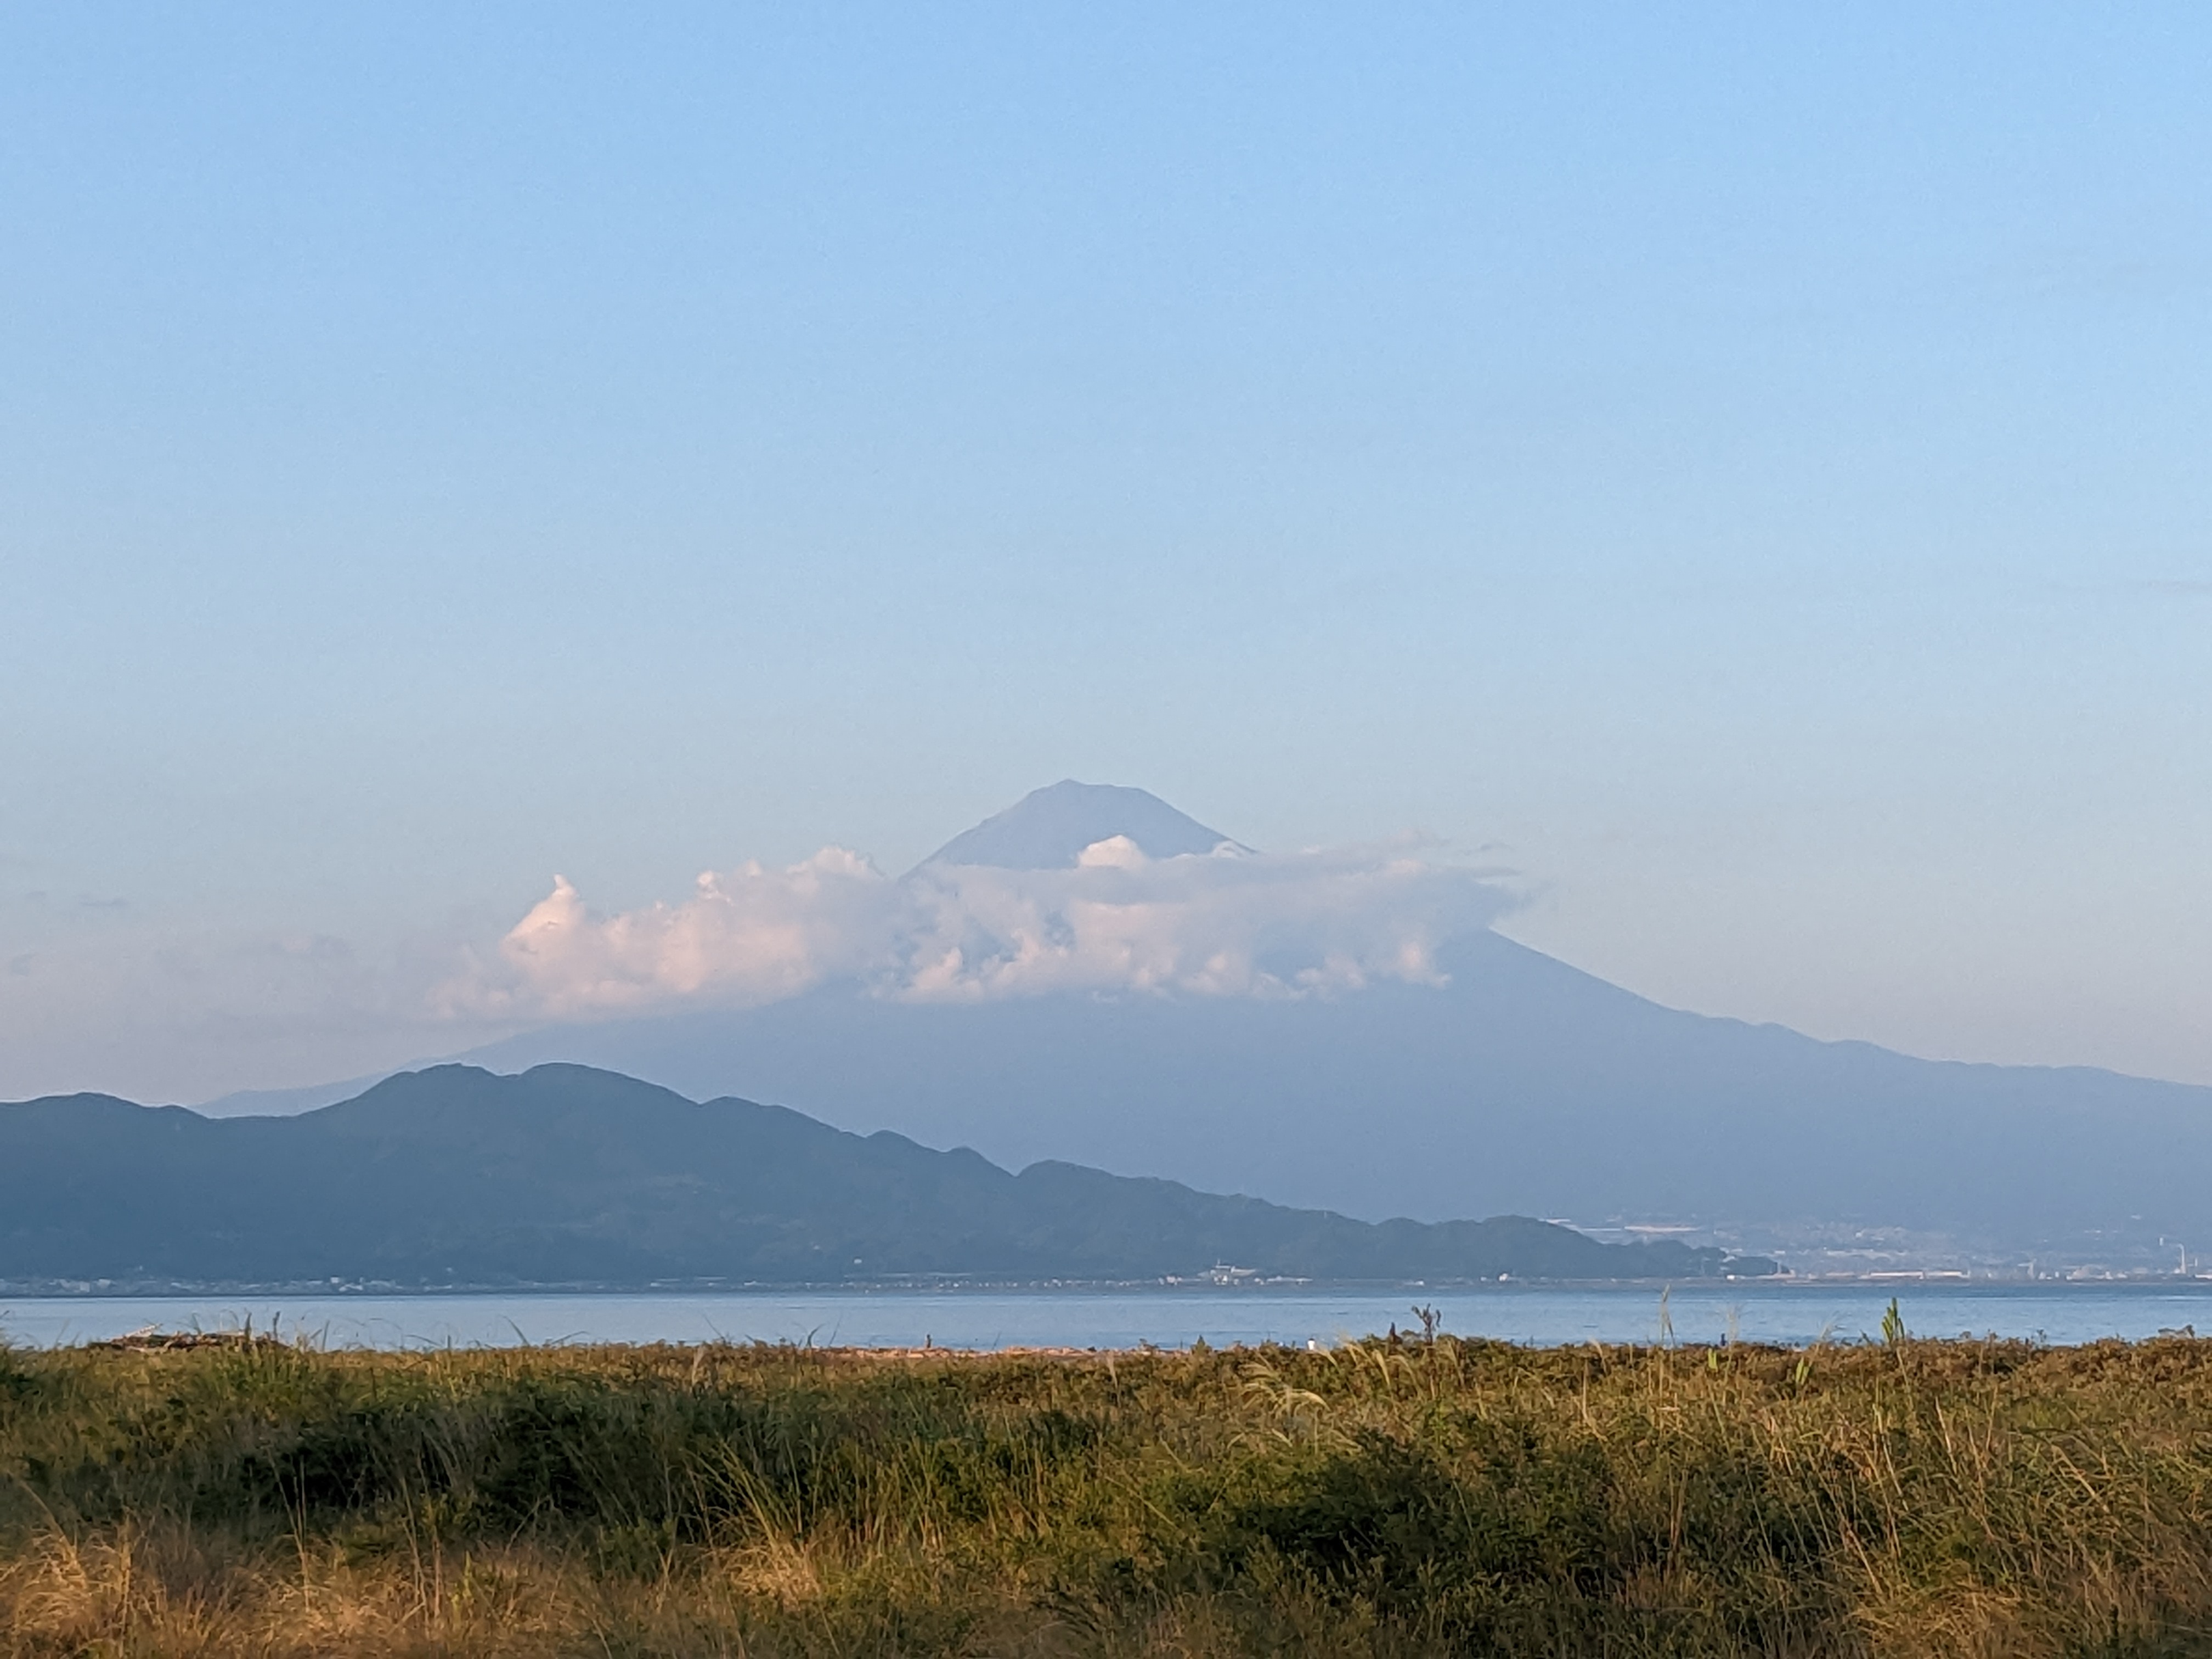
[0,1065,1770,1289]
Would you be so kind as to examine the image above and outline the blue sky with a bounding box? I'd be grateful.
[3,5,2209,1099]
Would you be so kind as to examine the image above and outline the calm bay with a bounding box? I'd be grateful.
[9,1280,2212,1352]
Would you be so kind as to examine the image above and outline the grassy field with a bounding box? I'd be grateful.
[5,1326,2212,1656]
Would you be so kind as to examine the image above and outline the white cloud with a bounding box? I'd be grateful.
[454,848,896,1020]
[450,839,1514,1021]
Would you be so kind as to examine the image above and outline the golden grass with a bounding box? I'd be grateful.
[4,1333,2212,1655]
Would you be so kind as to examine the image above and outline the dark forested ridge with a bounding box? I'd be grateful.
[0,1064,1770,1288]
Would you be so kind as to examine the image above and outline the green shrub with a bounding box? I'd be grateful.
[4,1336,2212,1655]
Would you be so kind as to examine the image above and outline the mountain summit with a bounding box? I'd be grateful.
[921,780,1244,870]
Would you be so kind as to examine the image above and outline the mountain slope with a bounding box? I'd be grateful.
[460,931,2212,1256]
[0,1064,1767,1287]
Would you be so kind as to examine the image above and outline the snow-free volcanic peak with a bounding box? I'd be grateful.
[919,781,1245,871]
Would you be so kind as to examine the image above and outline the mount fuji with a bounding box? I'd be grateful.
[212,783,2212,1266]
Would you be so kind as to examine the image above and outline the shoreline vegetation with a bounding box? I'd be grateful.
[7,1330,2212,1655]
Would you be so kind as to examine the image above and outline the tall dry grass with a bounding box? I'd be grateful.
[4,1330,2212,1655]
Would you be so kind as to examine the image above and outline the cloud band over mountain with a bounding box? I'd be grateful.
[450,838,1514,1021]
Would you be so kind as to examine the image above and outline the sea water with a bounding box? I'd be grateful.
[7,1281,2212,1352]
